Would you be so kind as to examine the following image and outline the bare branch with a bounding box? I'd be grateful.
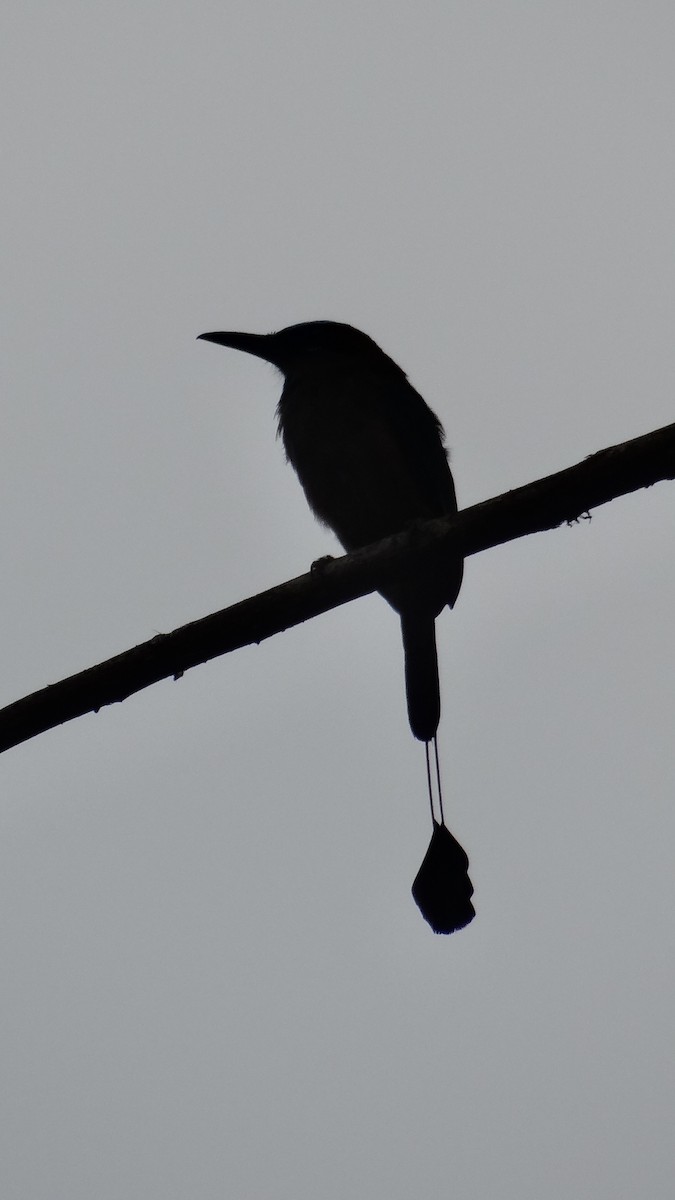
[1,418,673,755]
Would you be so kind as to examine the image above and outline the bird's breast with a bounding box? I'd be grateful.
[278,371,447,551]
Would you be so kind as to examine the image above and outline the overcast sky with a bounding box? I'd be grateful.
[2,3,675,1197]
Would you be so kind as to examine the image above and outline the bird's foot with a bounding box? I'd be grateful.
[310,554,335,575]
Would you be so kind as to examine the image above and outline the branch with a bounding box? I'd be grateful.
[1,419,674,755]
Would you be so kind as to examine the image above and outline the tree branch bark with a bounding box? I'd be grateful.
[1,418,674,755]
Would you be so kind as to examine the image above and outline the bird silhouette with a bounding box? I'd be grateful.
[199,321,474,933]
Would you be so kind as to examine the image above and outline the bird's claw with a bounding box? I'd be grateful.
[311,554,335,575]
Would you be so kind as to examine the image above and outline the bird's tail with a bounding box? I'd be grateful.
[401,611,441,742]
[412,821,475,934]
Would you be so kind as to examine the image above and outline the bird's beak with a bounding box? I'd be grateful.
[197,331,275,363]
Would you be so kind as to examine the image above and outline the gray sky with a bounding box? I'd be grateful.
[2,3,675,1197]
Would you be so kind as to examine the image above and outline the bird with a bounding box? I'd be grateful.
[198,320,474,933]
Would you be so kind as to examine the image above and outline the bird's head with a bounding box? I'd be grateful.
[198,320,392,376]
